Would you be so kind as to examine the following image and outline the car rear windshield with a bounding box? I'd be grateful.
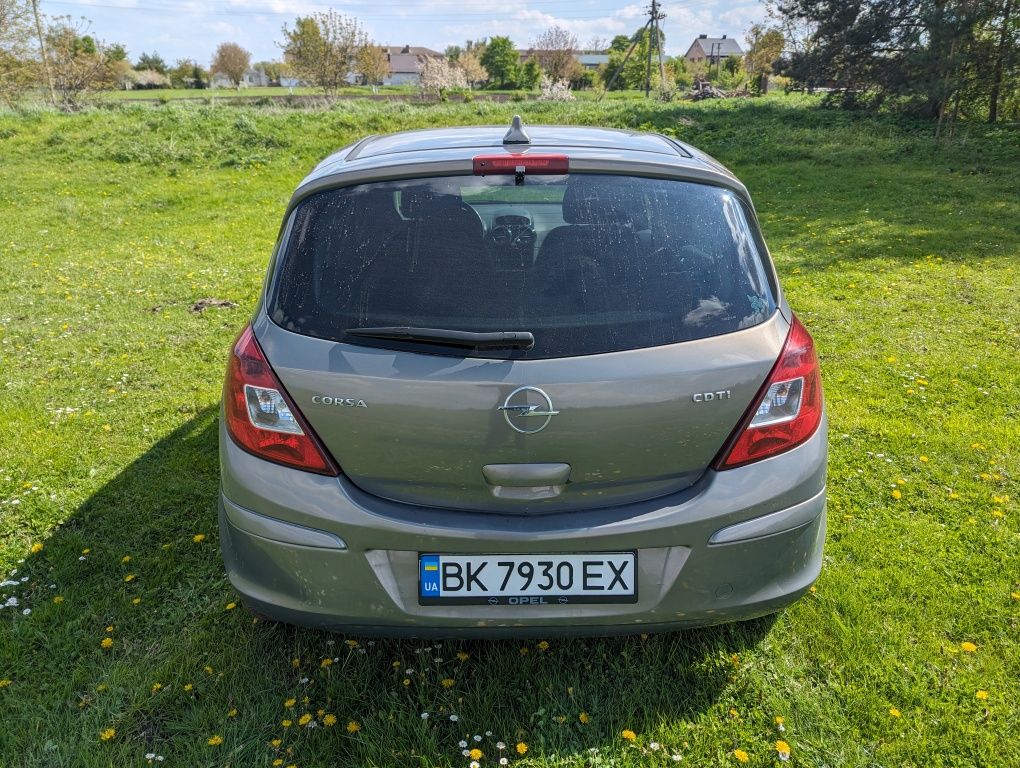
[269,173,777,359]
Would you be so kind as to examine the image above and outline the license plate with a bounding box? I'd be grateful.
[418,552,637,605]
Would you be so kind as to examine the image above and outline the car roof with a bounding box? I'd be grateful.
[290,121,748,212]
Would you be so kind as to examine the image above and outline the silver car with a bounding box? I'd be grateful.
[219,116,826,636]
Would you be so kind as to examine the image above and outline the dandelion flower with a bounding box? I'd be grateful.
[281,719,292,728]
[227,707,237,717]
[273,761,283,767]
[579,711,590,724]
[536,640,550,651]
[0,679,11,688]
[345,639,359,648]
[729,708,739,718]
[456,651,470,662]
[151,682,163,693]
[775,715,785,731]
[449,714,459,722]
[225,602,236,611]
[320,658,333,668]
[621,729,636,741]
[516,742,528,755]
[298,713,312,727]
[346,720,361,733]
[776,740,791,760]
[193,534,206,543]
[889,708,901,717]
[270,738,282,747]
[960,641,977,653]
[203,665,214,674]
[323,714,337,727]
[132,597,141,605]
[470,748,483,760]
[183,683,193,692]
[31,543,44,553]
[733,749,749,763]
[124,574,136,582]
[207,735,223,746]
[891,489,902,500]
[976,690,989,700]
[919,455,928,462]
[99,728,115,741]
[441,678,455,688]
[121,555,131,564]
[402,678,410,686]
[500,760,508,766]
[100,637,113,649]
[53,596,64,604]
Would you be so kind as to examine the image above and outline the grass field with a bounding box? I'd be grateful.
[0,96,1018,767]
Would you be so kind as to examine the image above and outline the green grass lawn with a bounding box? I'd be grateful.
[0,95,1017,767]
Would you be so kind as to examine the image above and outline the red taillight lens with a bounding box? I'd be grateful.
[473,153,569,175]
[716,315,823,470]
[223,325,339,476]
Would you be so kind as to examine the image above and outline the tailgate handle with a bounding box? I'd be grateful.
[482,463,571,488]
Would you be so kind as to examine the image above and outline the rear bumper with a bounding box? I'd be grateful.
[218,418,827,637]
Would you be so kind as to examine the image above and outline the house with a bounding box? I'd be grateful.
[684,35,743,65]
[576,53,610,70]
[210,68,270,89]
[382,45,444,85]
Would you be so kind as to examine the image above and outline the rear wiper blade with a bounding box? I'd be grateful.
[346,326,535,350]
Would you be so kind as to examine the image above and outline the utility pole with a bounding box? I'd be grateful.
[30,0,56,105]
[644,0,666,98]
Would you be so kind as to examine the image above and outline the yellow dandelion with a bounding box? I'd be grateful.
[82,548,91,554]
[470,748,483,760]
[621,729,636,741]
[99,728,115,741]
[281,719,292,728]
[227,707,238,717]
[519,647,529,655]
[579,711,590,724]
[775,716,785,727]
[345,639,359,648]
[960,641,977,653]
[889,708,901,717]
[391,660,401,668]
[207,734,223,746]
[96,684,107,692]
[31,542,44,553]
[105,625,114,633]
[0,679,11,688]
[203,665,214,675]
[346,720,361,733]
[919,455,928,462]
[891,489,902,500]
[320,658,333,668]
[183,683,193,692]
[536,640,550,651]
[441,678,455,689]
[298,713,312,727]
[100,637,113,649]
[776,740,791,758]
[733,749,749,763]
[270,738,282,747]
[273,760,283,767]
[976,690,989,700]
[729,708,739,718]
[1011,592,1020,601]
[402,678,410,686]
[456,651,470,662]
[284,698,296,708]
[131,597,141,605]
[225,602,236,611]
[516,742,528,755]
[121,555,131,564]
[151,682,163,693]
[323,714,337,727]
[192,534,206,543]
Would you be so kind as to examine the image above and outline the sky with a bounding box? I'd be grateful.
[44,0,769,65]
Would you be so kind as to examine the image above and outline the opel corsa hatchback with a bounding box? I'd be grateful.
[219,116,826,637]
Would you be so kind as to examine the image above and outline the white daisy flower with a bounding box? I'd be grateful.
[459,741,468,748]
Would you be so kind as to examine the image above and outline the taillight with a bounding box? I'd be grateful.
[715,316,823,470]
[473,153,569,175]
[223,325,339,475]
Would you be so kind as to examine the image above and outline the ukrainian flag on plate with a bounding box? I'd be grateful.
[420,555,441,597]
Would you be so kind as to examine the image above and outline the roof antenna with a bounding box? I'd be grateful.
[503,115,530,145]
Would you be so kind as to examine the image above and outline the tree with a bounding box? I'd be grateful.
[458,47,487,87]
[480,35,519,87]
[169,57,205,88]
[604,26,665,90]
[136,50,166,73]
[745,24,784,93]
[444,44,462,61]
[532,25,581,81]
[279,11,366,97]
[519,57,541,89]
[211,42,250,88]
[46,16,113,108]
[0,0,36,105]
[357,44,387,85]
[418,55,466,98]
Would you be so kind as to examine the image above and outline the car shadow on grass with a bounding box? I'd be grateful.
[7,407,776,765]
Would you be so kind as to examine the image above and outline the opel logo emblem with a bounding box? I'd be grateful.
[498,386,559,434]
